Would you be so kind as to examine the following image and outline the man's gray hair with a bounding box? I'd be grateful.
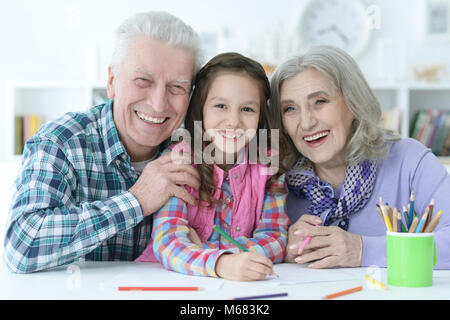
[270,45,399,167]
[111,11,203,77]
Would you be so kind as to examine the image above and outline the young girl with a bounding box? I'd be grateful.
[136,52,290,281]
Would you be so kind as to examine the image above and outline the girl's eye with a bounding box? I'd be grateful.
[215,104,226,109]
[241,106,255,113]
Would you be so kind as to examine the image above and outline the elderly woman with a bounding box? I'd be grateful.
[270,45,450,269]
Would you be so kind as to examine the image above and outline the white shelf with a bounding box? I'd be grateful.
[370,82,450,140]
[6,81,108,161]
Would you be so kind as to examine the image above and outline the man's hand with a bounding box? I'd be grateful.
[129,151,200,216]
[215,252,275,281]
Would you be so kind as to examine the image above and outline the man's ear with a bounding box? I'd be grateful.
[107,65,115,99]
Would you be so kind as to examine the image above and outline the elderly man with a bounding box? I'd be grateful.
[3,11,203,273]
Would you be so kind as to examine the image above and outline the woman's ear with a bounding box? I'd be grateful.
[106,65,116,99]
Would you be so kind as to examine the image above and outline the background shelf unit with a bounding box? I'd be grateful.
[6,81,450,172]
[7,82,108,161]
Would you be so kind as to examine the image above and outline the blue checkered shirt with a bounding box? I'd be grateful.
[3,100,153,273]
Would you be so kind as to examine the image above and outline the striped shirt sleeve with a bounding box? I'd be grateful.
[151,196,232,277]
[3,139,143,273]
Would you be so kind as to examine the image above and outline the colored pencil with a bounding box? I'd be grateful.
[322,286,363,300]
[365,274,388,290]
[386,204,394,227]
[118,287,203,291]
[425,199,434,230]
[298,223,320,254]
[213,225,248,252]
[402,206,410,228]
[380,204,393,232]
[424,210,443,233]
[233,292,288,300]
[375,204,383,219]
[408,216,419,233]
[415,207,429,233]
[392,207,398,232]
[299,236,312,253]
[397,210,404,232]
[408,192,415,228]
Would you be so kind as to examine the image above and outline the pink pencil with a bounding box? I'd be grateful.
[299,236,312,253]
[298,224,319,254]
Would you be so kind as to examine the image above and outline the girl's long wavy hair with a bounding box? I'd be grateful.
[183,52,288,207]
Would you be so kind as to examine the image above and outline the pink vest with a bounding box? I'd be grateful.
[135,143,273,262]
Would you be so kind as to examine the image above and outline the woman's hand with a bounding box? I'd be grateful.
[293,224,363,268]
[285,214,322,262]
[215,252,275,281]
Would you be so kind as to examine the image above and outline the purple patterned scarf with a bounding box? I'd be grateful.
[286,157,377,230]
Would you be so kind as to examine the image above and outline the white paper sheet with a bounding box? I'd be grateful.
[106,263,224,291]
[264,263,362,285]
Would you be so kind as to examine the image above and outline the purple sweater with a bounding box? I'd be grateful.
[286,138,450,269]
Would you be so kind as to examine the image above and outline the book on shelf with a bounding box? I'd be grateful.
[410,109,450,156]
[381,107,402,133]
[14,114,45,155]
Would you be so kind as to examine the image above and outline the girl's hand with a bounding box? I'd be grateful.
[215,252,275,281]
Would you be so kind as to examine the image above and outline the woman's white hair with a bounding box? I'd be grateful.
[270,45,399,167]
[110,11,204,78]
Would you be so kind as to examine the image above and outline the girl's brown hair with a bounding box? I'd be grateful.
[184,52,287,207]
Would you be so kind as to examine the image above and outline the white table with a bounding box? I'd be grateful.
[2,260,450,300]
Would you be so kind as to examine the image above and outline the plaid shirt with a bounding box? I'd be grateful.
[152,173,289,277]
[3,100,153,273]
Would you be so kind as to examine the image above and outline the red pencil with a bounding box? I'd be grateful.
[118,286,203,291]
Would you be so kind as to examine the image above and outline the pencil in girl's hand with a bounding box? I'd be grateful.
[213,225,248,252]
[424,210,443,233]
[415,207,429,233]
[408,216,419,233]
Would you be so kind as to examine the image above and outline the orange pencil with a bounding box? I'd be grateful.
[322,286,363,300]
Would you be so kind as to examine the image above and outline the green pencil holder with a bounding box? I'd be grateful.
[386,232,437,287]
